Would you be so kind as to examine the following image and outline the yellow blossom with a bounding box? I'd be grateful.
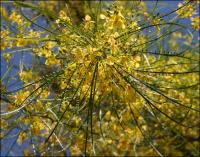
[45,41,56,49]
[15,37,27,47]
[106,139,113,144]
[45,55,60,65]
[19,70,33,82]
[100,14,107,20]
[9,11,23,25]
[176,3,195,18]
[130,21,140,30]
[0,119,8,128]
[108,37,118,55]
[85,15,92,21]
[2,53,11,62]
[70,145,81,155]
[15,91,30,105]
[40,90,49,99]
[17,132,28,145]
[30,118,45,136]
[191,16,200,30]
[107,10,126,30]
[28,30,40,38]
[1,29,9,38]
[104,111,111,121]
[106,55,115,65]
[34,48,52,57]
[58,10,71,24]
[84,14,95,30]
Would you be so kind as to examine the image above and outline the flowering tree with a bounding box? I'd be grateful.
[1,1,199,156]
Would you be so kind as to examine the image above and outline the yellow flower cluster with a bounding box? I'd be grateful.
[19,70,33,83]
[2,1,199,156]
[17,132,28,145]
[33,41,60,65]
[9,11,24,25]
[27,30,41,38]
[1,29,10,50]
[15,36,27,48]
[176,2,195,18]
[191,16,200,30]
[30,118,46,136]
[2,53,11,62]
[56,10,71,24]
[83,15,95,31]
[101,9,126,30]
[15,90,30,105]
[45,55,60,65]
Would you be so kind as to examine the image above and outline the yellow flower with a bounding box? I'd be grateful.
[2,53,11,62]
[40,90,49,99]
[104,111,111,121]
[55,19,61,24]
[85,15,92,21]
[107,10,126,30]
[19,70,33,82]
[31,124,41,136]
[15,91,30,104]
[124,85,136,102]
[106,139,113,144]
[9,11,23,25]
[143,11,150,21]
[125,128,134,136]
[45,41,56,49]
[28,29,40,38]
[60,80,68,90]
[106,55,115,65]
[59,10,67,18]
[45,55,60,65]
[34,48,52,57]
[17,132,27,145]
[191,16,200,30]
[1,29,9,38]
[72,116,81,127]
[134,56,141,62]
[84,14,95,30]
[176,3,195,18]
[58,10,71,24]
[130,21,140,30]
[0,119,8,128]
[72,47,85,63]
[100,14,107,20]
[70,145,81,155]
[108,37,118,55]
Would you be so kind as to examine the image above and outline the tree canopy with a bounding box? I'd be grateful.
[1,1,199,156]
